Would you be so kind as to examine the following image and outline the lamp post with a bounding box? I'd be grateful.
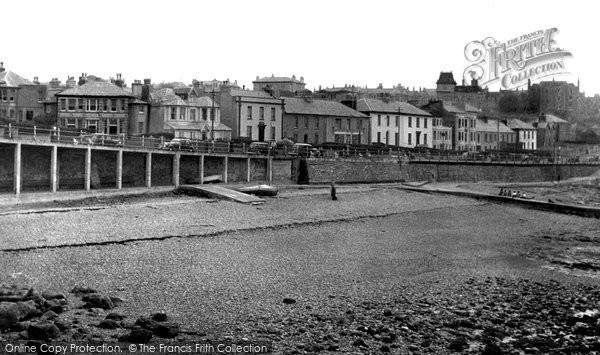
[210,89,215,141]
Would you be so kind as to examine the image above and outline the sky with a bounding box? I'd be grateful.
[3,0,600,95]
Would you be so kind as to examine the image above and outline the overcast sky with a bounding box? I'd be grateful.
[4,0,599,95]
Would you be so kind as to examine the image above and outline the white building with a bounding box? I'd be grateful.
[508,119,537,150]
[356,98,433,147]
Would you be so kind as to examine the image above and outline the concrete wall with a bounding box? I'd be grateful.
[303,158,600,184]
[58,148,85,190]
[151,153,173,186]
[0,144,14,192]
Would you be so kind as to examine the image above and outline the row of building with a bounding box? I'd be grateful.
[0,62,576,151]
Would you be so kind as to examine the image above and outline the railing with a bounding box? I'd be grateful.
[1,123,599,164]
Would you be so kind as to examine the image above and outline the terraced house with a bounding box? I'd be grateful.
[55,77,133,134]
[283,97,369,144]
[0,62,46,123]
[356,98,433,147]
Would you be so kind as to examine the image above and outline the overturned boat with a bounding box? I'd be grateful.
[235,184,278,197]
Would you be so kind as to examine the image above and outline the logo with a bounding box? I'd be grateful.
[463,28,572,90]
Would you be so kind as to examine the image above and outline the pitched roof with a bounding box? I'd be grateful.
[151,88,187,105]
[0,71,33,86]
[356,98,431,116]
[254,76,303,83]
[56,81,133,97]
[507,118,535,130]
[476,119,514,133]
[229,89,279,99]
[188,96,219,108]
[436,72,457,85]
[541,114,570,124]
[284,98,367,118]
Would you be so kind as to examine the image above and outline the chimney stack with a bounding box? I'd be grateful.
[114,73,124,88]
[78,73,87,86]
[0,62,4,73]
[132,79,143,99]
[33,76,40,85]
[141,78,152,102]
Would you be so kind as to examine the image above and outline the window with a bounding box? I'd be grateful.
[9,109,15,119]
[305,117,309,128]
[271,126,276,140]
[0,89,5,101]
[293,133,298,142]
[408,133,412,145]
[138,122,144,133]
[78,99,84,111]
[377,132,381,143]
[170,107,176,120]
[395,116,399,126]
[271,107,276,121]
[385,131,389,144]
[66,118,77,128]
[424,134,427,145]
[315,118,319,129]
[110,99,117,112]
[9,90,14,101]
[314,134,319,143]
[295,117,299,128]
[335,118,341,129]
[247,106,252,120]
[180,107,186,120]
[259,107,264,120]
[121,99,127,111]
[377,115,381,126]
[424,118,427,128]
[189,108,195,120]
[26,110,34,120]
[408,117,412,127]
[0,109,5,118]
[67,98,76,111]
[347,119,351,130]
[60,99,66,111]
[416,117,420,128]
[87,121,97,133]
[246,126,253,139]
[304,134,308,143]
[386,116,390,127]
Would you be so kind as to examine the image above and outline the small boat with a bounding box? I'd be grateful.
[236,184,278,197]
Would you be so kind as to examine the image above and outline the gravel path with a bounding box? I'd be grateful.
[0,189,599,354]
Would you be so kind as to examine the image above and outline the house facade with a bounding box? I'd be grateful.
[421,101,479,151]
[507,119,537,150]
[55,78,133,134]
[432,117,452,150]
[474,118,516,151]
[356,98,434,147]
[219,87,284,142]
[0,63,46,123]
[253,75,306,95]
[148,88,231,140]
[283,97,369,144]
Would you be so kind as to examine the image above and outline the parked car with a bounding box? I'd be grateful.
[73,133,123,147]
[159,138,195,152]
[247,141,271,155]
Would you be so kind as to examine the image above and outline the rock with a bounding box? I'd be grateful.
[482,343,503,355]
[105,313,125,321]
[54,320,71,332]
[352,338,368,348]
[109,296,124,307]
[380,345,391,352]
[70,286,98,295]
[41,311,58,320]
[42,291,66,301]
[11,301,42,320]
[383,309,394,317]
[448,337,469,352]
[154,322,180,338]
[43,299,64,314]
[151,312,168,322]
[283,298,297,304]
[0,303,19,330]
[135,317,158,331]
[128,327,153,343]
[28,322,61,340]
[13,321,31,332]
[98,319,120,329]
[81,294,114,310]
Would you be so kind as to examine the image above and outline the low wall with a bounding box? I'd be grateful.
[304,158,600,184]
